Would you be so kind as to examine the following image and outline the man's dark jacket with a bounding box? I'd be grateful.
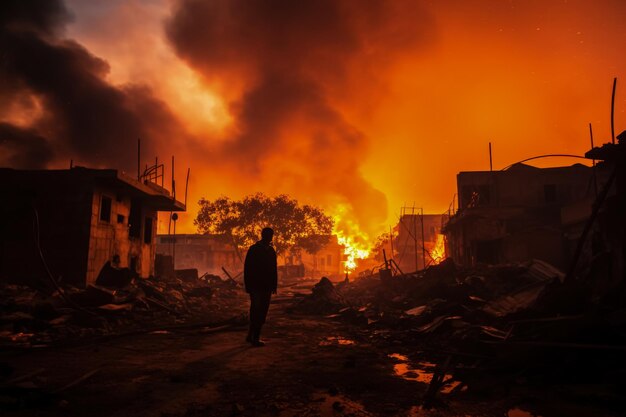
[243,240,278,293]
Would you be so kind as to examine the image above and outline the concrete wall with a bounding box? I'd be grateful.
[0,170,92,287]
[86,188,157,285]
[298,240,344,278]
[155,234,240,276]
[457,165,594,209]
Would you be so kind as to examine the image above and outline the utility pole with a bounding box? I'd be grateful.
[420,207,426,269]
[413,205,418,272]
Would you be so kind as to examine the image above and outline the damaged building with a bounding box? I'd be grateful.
[444,162,610,269]
[155,233,240,276]
[394,210,449,272]
[0,167,185,288]
[294,235,346,279]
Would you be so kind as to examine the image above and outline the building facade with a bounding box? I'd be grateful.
[0,167,184,287]
[444,163,605,269]
[394,213,449,273]
[155,234,240,276]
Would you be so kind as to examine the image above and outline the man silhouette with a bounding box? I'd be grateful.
[243,227,278,347]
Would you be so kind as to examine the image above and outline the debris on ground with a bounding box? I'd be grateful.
[291,257,626,408]
[0,272,248,350]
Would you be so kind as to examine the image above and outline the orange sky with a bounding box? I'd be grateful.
[7,0,626,247]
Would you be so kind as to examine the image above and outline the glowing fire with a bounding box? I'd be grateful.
[430,234,446,264]
[337,233,370,273]
[331,205,372,274]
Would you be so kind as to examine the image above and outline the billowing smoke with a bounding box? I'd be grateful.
[0,0,186,170]
[166,0,433,240]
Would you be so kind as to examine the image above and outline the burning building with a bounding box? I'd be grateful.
[394,209,449,273]
[443,162,611,269]
[0,167,184,288]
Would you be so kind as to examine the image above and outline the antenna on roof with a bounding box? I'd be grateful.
[171,155,176,200]
[184,168,190,208]
[137,138,141,180]
[611,77,617,144]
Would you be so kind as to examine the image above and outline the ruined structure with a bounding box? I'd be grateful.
[155,233,240,276]
[295,235,345,279]
[0,167,184,287]
[584,132,626,290]
[394,211,449,273]
[444,162,609,269]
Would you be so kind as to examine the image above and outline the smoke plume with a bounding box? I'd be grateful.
[0,0,186,170]
[166,0,433,239]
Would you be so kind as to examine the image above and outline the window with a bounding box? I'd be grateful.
[117,214,125,224]
[100,195,112,222]
[544,184,557,203]
[327,254,332,266]
[129,199,141,238]
[130,256,138,272]
[144,217,153,244]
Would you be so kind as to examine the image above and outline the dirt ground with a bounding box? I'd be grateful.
[1,293,621,417]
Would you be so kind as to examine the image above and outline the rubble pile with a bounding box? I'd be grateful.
[0,272,247,349]
[293,259,626,400]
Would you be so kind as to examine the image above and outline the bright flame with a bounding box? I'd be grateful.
[431,234,446,264]
[331,204,372,274]
[337,233,370,273]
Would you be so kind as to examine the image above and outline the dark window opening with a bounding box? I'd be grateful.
[327,254,332,266]
[100,196,112,222]
[544,184,557,203]
[130,256,138,272]
[129,199,142,239]
[144,217,153,244]
[117,214,125,224]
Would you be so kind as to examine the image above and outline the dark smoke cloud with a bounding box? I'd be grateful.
[166,0,433,234]
[0,122,53,168]
[0,0,187,170]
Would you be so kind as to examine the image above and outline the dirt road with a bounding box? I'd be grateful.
[1,297,618,417]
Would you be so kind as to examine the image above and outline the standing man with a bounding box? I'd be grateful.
[244,227,278,347]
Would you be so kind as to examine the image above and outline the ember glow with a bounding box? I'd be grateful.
[431,234,446,265]
[332,205,371,273]
[3,0,626,264]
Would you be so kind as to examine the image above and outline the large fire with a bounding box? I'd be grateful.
[430,234,446,265]
[331,205,373,274]
[336,233,370,273]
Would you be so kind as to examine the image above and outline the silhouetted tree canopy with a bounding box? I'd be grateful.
[194,193,334,259]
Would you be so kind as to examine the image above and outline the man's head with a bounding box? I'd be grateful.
[261,227,274,243]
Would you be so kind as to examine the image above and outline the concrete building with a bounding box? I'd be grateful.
[155,234,240,276]
[0,167,184,287]
[443,163,604,269]
[295,235,345,279]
